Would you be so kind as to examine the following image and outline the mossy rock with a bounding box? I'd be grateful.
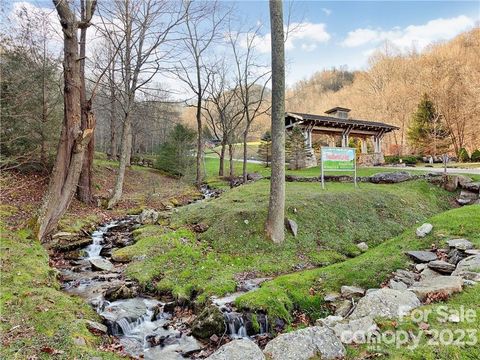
[111,250,132,263]
[191,305,225,339]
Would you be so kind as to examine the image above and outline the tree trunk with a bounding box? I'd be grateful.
[219,141,226,176]
[109,59,117,160]
[107,115,132,209]
[242,125,250,183]
[228,143,234,178]
[35,4,93,240]
[195,94,203,186]
[265,0,285,244]
[77,18,94,204]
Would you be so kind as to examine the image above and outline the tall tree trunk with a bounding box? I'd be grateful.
[265,0,285,243]
[108,115,131,209]
[228,143,234,177]
[77,11,94,204]
[109,57,117,160]
[195,92,203,186]
[242,124,250,183]
[219,141,226,176]
[35,2,93,241]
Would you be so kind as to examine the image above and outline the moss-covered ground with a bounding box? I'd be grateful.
[115,179,454,311]
[0,223,121,359]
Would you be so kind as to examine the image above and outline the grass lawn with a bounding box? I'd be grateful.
[0,223,121,359]
[203,155,480,188]
[114,179,454,311]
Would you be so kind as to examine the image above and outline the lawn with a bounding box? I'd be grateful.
[203,155,480,188]
[114,179,454,310]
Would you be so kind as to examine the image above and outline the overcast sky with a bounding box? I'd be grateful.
[6,0,479,90]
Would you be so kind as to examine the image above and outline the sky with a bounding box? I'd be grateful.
[233,0,479,85]
[5,0,479,89]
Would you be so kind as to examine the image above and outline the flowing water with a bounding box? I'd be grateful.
[59,187,269,358]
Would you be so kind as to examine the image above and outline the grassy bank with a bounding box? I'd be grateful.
[0,224,120,359]
[236,205,480,323]
[115,179,453,310]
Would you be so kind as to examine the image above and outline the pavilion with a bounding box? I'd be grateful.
[285,107,399,167]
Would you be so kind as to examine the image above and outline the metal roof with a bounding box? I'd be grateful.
[324,107,351,114]
[285,112,399,133]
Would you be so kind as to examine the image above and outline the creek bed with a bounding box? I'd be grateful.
[56,187,269,358]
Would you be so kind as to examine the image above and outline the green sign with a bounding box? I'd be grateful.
[321,147,355,170]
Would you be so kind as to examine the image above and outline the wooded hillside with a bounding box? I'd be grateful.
[286,28,480,156]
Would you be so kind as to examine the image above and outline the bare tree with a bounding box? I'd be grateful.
[173,0,229,186]
[203,60,244,176]
[265,0,285,243]
[228,23,271,183]
[35,0,97,241]
[101,0,186,209]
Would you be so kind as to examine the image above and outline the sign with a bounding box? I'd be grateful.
[320,147,357,189]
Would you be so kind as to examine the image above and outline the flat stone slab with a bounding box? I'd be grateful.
[416,223,433,237]
[408,276,463,301]
[341,285,365,298]
[207,339,265,360]
[427,260,456,274]
[350,288,420,320]
[263,326,346,360]
[452,254,480,275]
[406,251,437,263]
[89,258,114,271]
[447,239,474,251]
[420,268,443,280]
[369,171,411,184]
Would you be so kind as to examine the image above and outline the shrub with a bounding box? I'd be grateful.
[155,124,196,178]
[471,149,480,162]
[457,148,470,162]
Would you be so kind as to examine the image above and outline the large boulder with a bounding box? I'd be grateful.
[408,276,463,301]
[263,326,345,360]
[416,223,433,237]
[331,316,378,344]
[139,209,159,224]
[191,305,226,339]
[349,288,420,320]
[207,339,265,360]
[406,251,437,263]
[447,239,474,251]
[247,173,264,182]
[452,254,480,275]
[456,190,479,205]
[462,182,480,193]
[369,171,411,184]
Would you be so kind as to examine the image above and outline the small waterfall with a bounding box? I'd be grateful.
[224,312,247,338]
[84,221,118,259]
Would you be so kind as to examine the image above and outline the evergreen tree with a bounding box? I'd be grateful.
[471,149,480,162]
[407,94,450,156]
[286,127,308,170]
[156,124,196,178]
[257,131,272,167]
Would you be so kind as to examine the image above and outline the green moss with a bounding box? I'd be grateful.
[0,224,120,359]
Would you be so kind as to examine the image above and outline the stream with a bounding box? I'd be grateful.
[57,186,268,359]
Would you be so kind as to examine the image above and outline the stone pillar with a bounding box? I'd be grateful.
[361,138,368,154]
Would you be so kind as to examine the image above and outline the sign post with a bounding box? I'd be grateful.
[320,147,357,189]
